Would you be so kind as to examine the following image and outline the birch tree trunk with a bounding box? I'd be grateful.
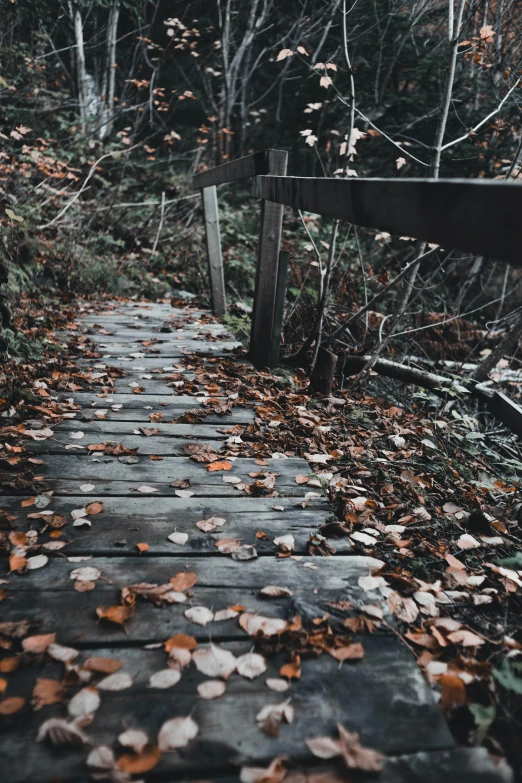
[69,1,89,133]
[99,0,121,139]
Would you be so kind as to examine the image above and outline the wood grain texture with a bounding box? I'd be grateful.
[192,149,287,189]
[254,175,522,266]
[202,185,227,316]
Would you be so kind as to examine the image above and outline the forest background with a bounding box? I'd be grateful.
[1,0,522,404]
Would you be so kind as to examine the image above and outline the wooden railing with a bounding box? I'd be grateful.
[193,151,522,371]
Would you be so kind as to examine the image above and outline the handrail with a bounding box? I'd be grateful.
[254,175,522,267]
[193,149,521,372]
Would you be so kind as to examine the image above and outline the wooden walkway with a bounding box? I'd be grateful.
[0,301,510,782]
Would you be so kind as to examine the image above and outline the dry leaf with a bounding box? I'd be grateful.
[148,669,181,689]
[118,729,149,754]
[232,544,258,561]
[32,678,65,710]
[207,460,232,472]
[83,656,123,674]
[86,502,104,515]
[96,604,135,625]
[22,633,56,654]
[158,715,199,751]
[168,531,188,546]
[240,757,287,783]
[330,643,365,662]
[170,572,198,591]
[256,699,294,737]
[9,554,27,572]
[192,644,237,679]
[0,696,25,715]
[26,554,49,570]
[236,651,268,679]
[136,542,149,553]
[274,534,295,553]
[197,680,226,699]
[266,678,290,692]
[117,744,162,774]
[387,592,419,623]
[68,686,100,718]
[239,613,287,637]
[137,486,159,493]
[184,606,214,626]
[259,585,293,598]
[97,672,133,691]
[37,717,90,746]
[164,634,197,653]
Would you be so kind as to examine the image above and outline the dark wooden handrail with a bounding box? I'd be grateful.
[254,175,522,266]
[193,149,521,374]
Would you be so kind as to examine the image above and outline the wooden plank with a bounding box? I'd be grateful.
[254,176,522,267]
[57,392,238,408]
[0,638,454,783]
[192,149,286,189]
[21,455,315,497]
[85,339,241,357]
[54,407,254,424]
[25,434,225,455]
[202,185,226,316]
[484,389,522,438]
[53,420,232,438]
[270,250,289,367]
[250,152,288,368]
[78,356,247,371]
[1,495,338,555]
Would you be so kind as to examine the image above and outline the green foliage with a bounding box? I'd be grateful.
[493,658,522,695]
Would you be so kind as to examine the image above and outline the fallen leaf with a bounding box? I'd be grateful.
[168,531,188,546]
[266,678,290,692]
[83,657,123,674]
[207,460,232,472]
[192,644,237,679]
[240,756,287,783]
[9,554,27,572]
[68,686,100,718]
[97,672,133,691]
[256,699,294,737]
[26,554,49,570]
[37,717,90,746]
[117,744,162,774]
[80,484,95,493]
[330,643,365,662]
[196,516,226,532]
[170,572,198,591]
[273,534,295,553]
[259,585,293,599]
[280,657,301,680]
[158,715,199,751]
[136,542,149,553]
[447,629,485,647]
[86,502,104,515]
[239,613,287,637]
[184,605,214,626]
[232,544,258,560]
[96,604,135,625]
[118,729,149,753]
[197,680,226,699]
[137,485,159,493]
[22,633,56,654]
[148,669,181,689]
[164,634,197,653]
[0,696,25,715]
[236,651,268,679]
[32,678,65,710]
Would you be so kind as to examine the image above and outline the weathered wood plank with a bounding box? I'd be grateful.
[202,185,227,316]
[1,494,338,555]
[78,356,247,371]
[25,434,225,455]
[254,176,522,266]
[84,339,241,357]
[192,149,287,189]
[0,637,454,783]
[53,420,233,438]
[55,406,254,424]
[249,154,288,369]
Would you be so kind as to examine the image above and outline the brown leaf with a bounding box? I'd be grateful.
[139,427,159,436]
[337,724,385,772]
[164,633,197,653]
[32,678,65,710]
[86,502,104,515]
[330,643,365,662]
[280,656,301,680]
[83,657,123,674]
[439,673,467,710]
[0,657,20,673]
[240,756,287,783]
[21,497,35,507]
[22,633,56,654]
[136,542,149,553]
[96,604,135,625]
[207,460,232,472]
[259,585,293,599]
[9,554,27,573]
[117,744,162,774]
[170,572,198,592]
[184,443,219,462]
[0,696,26,715]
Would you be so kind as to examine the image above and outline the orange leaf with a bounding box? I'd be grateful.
[32,678,65,710]
[0,657,19,673]
[87,443,107,452]
[164,633,197,652]
[0,677,7,693]
[9,554,27,573]
[170,572,198,592]
[330,643,365,662]
[207,460,232,472]
[96,604,135,625]
[83,656,123,674]
[117,744,162,774]
[21,497,35,507]
[439,673,467,710]
[136,543,149,553]
[280,656,301,679]
[22,633,56,654]
[86,501,104,515]
[149,455,164,461]
[0,696,25,715]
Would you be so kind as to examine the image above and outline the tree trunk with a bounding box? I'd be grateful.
[69,1,89,133]
[100,0,120,139]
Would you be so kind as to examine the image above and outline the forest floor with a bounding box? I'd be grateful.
[0,294,520,782]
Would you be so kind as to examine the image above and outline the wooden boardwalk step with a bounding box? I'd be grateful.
[0,300,510,783]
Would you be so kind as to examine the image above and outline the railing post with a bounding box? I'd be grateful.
[201,185,226,317]
[249,150,288,368]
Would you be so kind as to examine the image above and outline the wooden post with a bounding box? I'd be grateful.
[270,250,289,368]
[249,150,288,368]
[201,185,226,317]
[309,348,338,395]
